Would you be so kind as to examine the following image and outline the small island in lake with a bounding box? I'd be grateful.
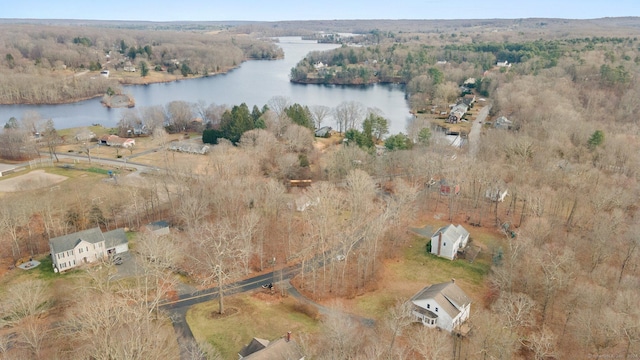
[101,93,135,108]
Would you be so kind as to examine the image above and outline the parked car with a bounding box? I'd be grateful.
[113,256,123,265]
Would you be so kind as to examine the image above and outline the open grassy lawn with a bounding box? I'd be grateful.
[346,226,498,321]
[57,125,112,139]
[187,292,320,359]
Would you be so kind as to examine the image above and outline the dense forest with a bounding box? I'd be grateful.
[0,18,640,360]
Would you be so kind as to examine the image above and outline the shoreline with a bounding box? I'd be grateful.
[290,76,404,86]
[0,55,286,106]
[0,72,231,106]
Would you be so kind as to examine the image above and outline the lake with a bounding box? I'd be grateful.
[0,37,412,134]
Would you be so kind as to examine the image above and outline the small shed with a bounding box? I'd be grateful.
[145,220,170,236]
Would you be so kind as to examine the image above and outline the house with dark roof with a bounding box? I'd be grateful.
[238,332,304,360]
[430,224,469,260]
[314,126,332,138]
[410,280,471,332]
[49,227,129,273]
[447,103,468,124]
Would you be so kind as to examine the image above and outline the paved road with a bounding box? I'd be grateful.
[468,104,491,158]
[160,265,300,358]
[161,262,375,359]
[46,152,156,172]
[160,267,298,311]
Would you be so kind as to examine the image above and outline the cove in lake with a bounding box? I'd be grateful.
[0,37,412,134]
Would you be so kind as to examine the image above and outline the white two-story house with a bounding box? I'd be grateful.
[410,280,471,332]
[430,224,470,260]
[49,227,128,273]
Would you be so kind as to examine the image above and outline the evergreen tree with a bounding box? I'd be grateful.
[285,103,314,129]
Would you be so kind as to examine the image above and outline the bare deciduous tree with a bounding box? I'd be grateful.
[142,105,167,134]
[408,325,453,360]
[334,101,364,133]
[268,96,291,119]
[166,100,193,132]
[527,326,558,360]
[63,292,179,360]
[383,299,413,356]
[190,221,244,314]
[311,105,332,128]
[16,316,48,358]
[317,305,364,360]
[0,279,50,327]
[492,292,537,330]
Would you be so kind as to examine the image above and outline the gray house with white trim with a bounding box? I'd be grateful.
[430,224,470,260]
[49,227,128,273]
[410,280,471,332]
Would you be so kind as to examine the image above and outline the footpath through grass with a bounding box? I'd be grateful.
[187,293,319,359]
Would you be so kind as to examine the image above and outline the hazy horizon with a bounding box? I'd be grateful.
[3,0,638,22]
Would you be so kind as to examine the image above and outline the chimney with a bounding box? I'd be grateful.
[437,232,442,256]
[286,331,291,342]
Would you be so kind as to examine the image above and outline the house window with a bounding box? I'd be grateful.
[86,246,88,252]
[57,253,60,259]
[79,248,83,254]
[435,307,439,312]
[73,260,76,265]
[427,304,430,309]
[443,242,447,247]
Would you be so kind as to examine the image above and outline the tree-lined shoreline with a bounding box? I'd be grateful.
[0,24,283,105]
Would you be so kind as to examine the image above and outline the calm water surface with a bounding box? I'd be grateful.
[0,37,412,134]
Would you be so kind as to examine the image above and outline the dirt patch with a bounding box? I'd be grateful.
[0,169,68,192]
[209,306,239,319]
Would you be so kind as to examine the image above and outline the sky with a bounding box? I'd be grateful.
[2,0,638,22]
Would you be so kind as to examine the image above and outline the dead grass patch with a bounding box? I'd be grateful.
[341,225,496,322]
[187,292,320,359]
[0,169,68,192]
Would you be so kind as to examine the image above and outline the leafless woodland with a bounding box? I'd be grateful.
[0,18,640,360]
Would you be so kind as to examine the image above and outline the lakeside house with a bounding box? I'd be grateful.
[314,126,332,138]
[99,135,135,148]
